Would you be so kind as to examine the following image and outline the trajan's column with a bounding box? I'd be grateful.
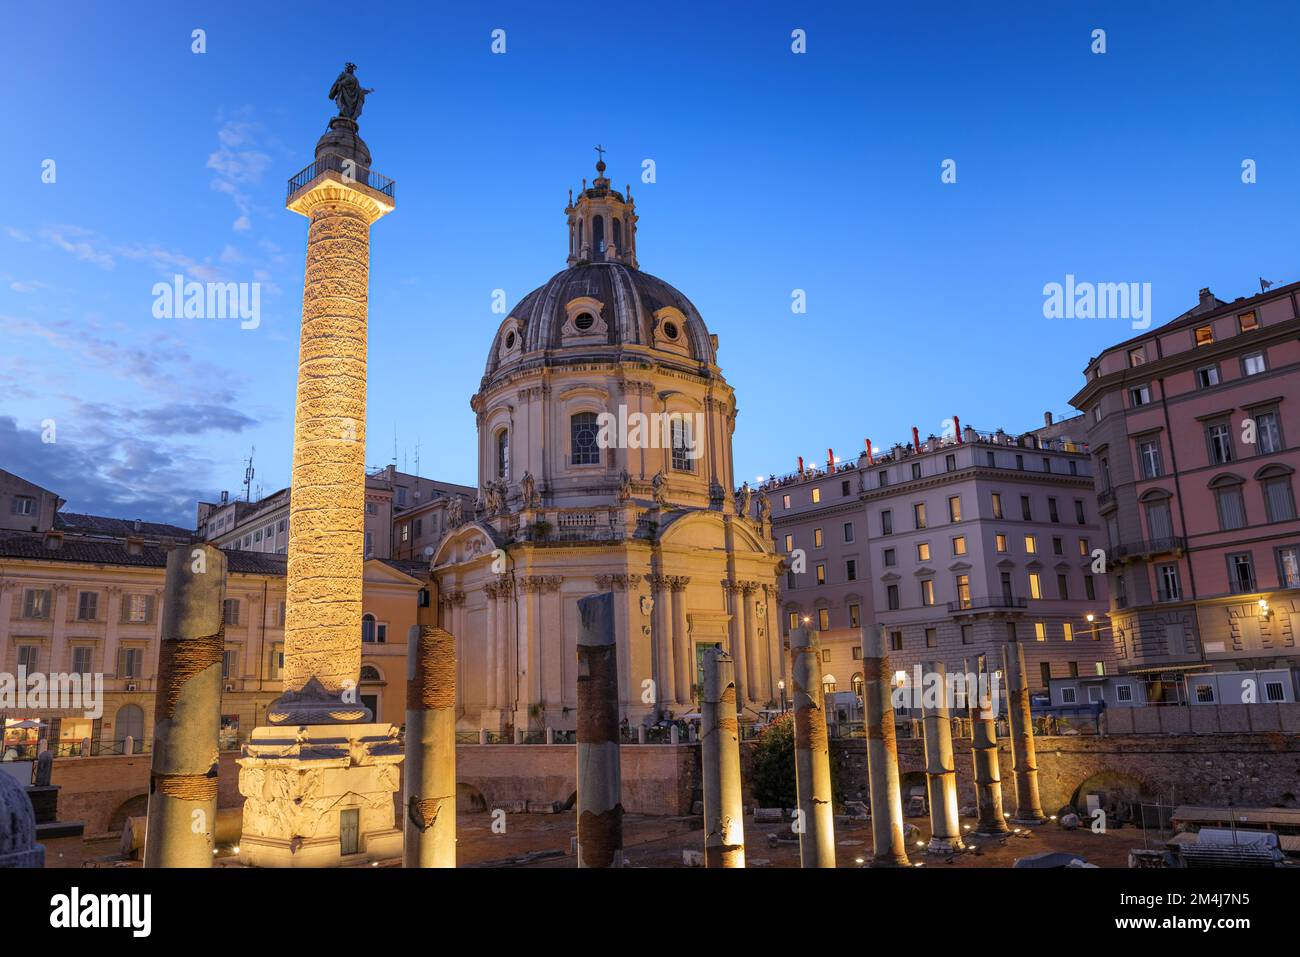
[238,64,403,867]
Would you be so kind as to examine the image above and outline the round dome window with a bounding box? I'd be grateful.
[662,321,679,341]
[574,313,595,332]
[505,331,516,350]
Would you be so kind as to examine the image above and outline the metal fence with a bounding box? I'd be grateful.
[287,154,396,200]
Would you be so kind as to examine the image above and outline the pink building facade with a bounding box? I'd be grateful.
[763,417,1113,702]
[1070,283,1300,698]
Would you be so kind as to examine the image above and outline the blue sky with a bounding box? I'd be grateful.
[3,1,1298,524]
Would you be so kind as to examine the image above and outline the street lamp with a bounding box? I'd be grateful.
[778,679,787,715]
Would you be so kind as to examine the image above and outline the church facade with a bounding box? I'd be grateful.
[432,159,783,733]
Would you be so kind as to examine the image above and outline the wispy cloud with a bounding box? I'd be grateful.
[208,115,271,233]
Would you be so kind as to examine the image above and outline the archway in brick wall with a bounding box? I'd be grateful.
[108,792,148,836]
[1067,769,1154,826]
[456,783,487,813]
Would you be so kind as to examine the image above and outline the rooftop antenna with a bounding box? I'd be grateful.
[242,446,256,503]
[1260,277,1276,293]
[414,438,421,479]
[392,424,398,467]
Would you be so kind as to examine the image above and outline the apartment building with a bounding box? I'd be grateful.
[767,415,1113,700]
[1070,282,1300,699]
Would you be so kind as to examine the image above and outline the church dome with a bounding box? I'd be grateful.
[484,262,717,379]
[482,155,719,383]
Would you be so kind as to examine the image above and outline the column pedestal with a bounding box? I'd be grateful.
[237,723,403,868]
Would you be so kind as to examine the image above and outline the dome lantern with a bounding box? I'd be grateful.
[566,147,638,269]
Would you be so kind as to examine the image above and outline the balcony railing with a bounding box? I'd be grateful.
[947,595,1028,612]
[1112,537,1186,562]
[287,154,396,201]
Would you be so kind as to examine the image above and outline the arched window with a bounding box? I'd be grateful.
[578,219,583,251]
[852,673,864,698]
[571,412,601,465]
[495,428,509,480]
[822,674,837,694]
[592,215,605,259]
[613,218,622,248]
[362,613,377,643]
[115,704,144,752]
[360,665,381,682]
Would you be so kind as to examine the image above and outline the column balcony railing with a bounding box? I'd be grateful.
[287,154,396,201]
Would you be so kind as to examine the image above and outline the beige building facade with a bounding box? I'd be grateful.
[433,159,783,733]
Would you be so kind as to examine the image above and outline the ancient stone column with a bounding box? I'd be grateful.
[789,626,835,868]
[1003,638,1046,824]
[701,647,744,868]
[861,625,908,866]
[237,82,404,868]
[576,592,623,867]
[404,624,456,867]
[0,772,43,867]
[920,660,964,854]
[965,655,1009,835]
[144,544,226,868]
[269,113,395,726]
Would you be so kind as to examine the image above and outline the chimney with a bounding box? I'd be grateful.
[220,490,229,505]
[1044,411,1054,427]
[43,529,63,551]
[126,536,144,557]
[1199,287,1214,306]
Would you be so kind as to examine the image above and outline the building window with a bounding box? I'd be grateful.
[72,646,92,675]
[848,603,860,627]
[813,528,824,548]
[1137,438,1163,479]
[783,494,791,509]
[817,608,830,630]
[1215,484,1247,530]
[570,412,601,465]
[1129,384,1151,407]
[961,624,973,645]
[1024,534,1037,554]
[1115,572,1128,608]
[842,521,854,543]
[362,614,377,642]
[917,542,931,562]
[1263,475,1297,522]
[987,450,996,467]
[125,594,152,623]
[18,645,39,672]
[886,584,900,611]
[1157,563,1181,601]
[1116,684,1133,702]
[1063,622,1074,641]
[815,563,826,585]
[1053,536,1064,555]
[120,648,141,678]
[911,463,922,480]
[955,574,971,609]
[890,631,903,652]
[364,530,374,558]
[1016,454,1025,470]
[1057,573,1069,599]
[925,627,937,648]
[841,479,851,496]
[1195,365,1220,389]
[920,580,935,606]
[1194,325,1214,347]
[1001,572,1014,603]
[845,560,857,582]
[811,487,821,504]
[883,547,896,567]
[945,453,956,472]
[76,592,98,621]
[1264,681,1284,702]
[852,673,864,696]
[787,571,796,590]
[1085,575,1096,601]
[670,417,695,472]
[12,495,35,516]
[495,429,509,479]
[1194,684,1215,703]
[948,496,962,522]
[1061,687,1077,704]
[1079,537,1090,556]
[784,534,794,552]
[913,502,927,529]
[400,524,410,543]
[1075,499,1086,525]
[877,470,889,488]
[1277,546,1300,588]
[1127,346,1145,367]
[788,611,799,633]
[1145,499,1174,541]
[1207,422,1234,464]
[880,510,893,535]
[1034,622,1046,642]
[23,589,50,619]
[1227,552,1255,593]
[992,493,1003,519]
[223,599,240,625]
[1254,410,1282,454]
[1029,573,1042,600]
[1242,352,1267,376]
[222,650,236,681]
[1021,495,1032,521]
[992,533,1006,554]
[952,535,967,556]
